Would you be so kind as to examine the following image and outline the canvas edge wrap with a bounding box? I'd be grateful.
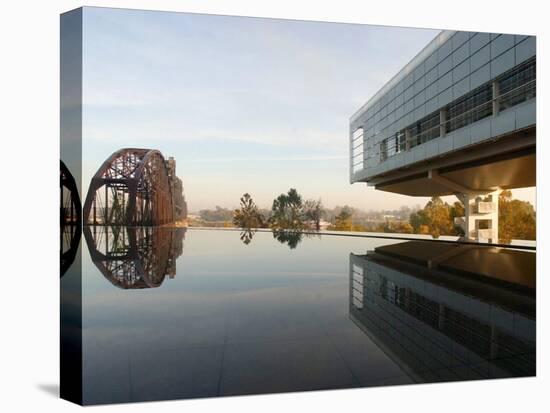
[60,7,83,406]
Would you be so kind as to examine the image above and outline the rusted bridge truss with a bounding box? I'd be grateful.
[83,148,177,226]
[84,226,186,289]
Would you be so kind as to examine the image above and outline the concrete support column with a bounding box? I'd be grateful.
[439,109,447,137]
[405,129,411,151]
[492,80,500,117]
[458,190,499,243]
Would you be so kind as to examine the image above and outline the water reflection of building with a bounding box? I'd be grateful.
[84,226,186,289]
[349,241,535,383]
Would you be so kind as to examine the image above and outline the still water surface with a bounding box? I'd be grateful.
[80,227,535,405]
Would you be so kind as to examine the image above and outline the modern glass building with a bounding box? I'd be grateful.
[349,31,536,242]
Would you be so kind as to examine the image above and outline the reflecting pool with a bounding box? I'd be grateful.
[80,228,536,405]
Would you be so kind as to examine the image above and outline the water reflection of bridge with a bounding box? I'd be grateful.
[84,226,186,289]
[60,161,82,277]
[349,241,536,382]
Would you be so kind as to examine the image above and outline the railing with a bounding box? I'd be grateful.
[351,128,364,173]
[500,78,536,111]
[351,78,536,172]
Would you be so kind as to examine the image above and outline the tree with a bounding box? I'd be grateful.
[332,206,354,231]
[233,193,265,228]
[303,198,323,230]
[270,188,305,229]
[449,201,466,236]
[383,220,414,234]
[423,196,454,238]
[408,197,464,238]
[409,209,429,233]
[499,190,536,243]
[449,201,465,219]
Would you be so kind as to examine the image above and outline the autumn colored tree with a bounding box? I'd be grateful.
[409,209,429,233]
[332,206,354,231]
[499,190,536,243]
[383,220,414,234]
[449,201,466,236]
[233,193,265,228]
[411,196,454,238]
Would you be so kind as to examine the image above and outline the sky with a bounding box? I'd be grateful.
[82,7,535,212]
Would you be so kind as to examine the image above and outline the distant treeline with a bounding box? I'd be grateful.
[195,204,416,224]
[192,205,421,234]
[189,188,535,243]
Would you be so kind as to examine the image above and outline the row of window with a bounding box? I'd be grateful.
[367,57,536,164]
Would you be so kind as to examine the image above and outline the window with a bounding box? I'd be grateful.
[379,131,408,161]
[419,112,440,143]
[446,83,492,133]
[398,131,406,152]
[498,57,536,111]
[409,112,440,149]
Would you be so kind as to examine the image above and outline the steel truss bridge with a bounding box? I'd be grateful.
[83,148,186,226]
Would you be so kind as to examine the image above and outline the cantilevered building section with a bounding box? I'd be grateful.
[350,31,536,242]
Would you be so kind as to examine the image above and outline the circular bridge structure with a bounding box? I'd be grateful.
[83,148,176,226]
